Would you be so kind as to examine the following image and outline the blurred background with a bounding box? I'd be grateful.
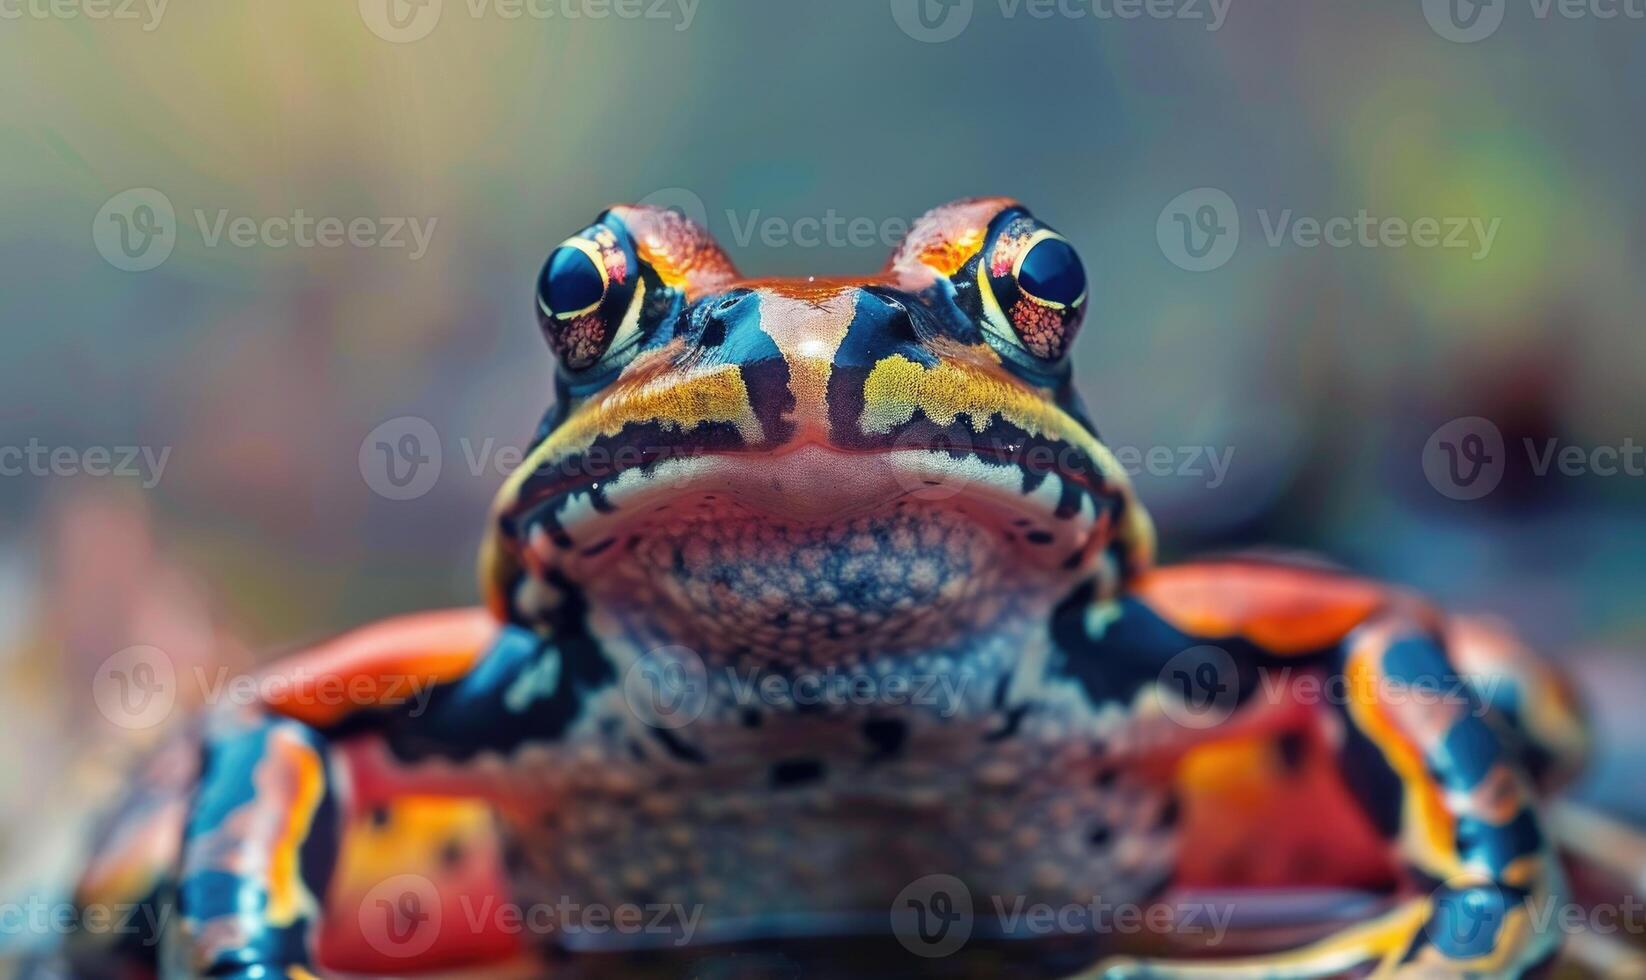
[1,0,1643,918]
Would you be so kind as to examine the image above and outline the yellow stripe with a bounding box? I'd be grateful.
[1345,643,1463,879]
[264,729,327,928]
[859,351,1154,569]
[497,355,762,514]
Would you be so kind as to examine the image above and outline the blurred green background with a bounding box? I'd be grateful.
[2,0,1643,861]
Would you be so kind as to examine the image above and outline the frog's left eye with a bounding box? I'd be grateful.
[1017,237,1087,309]
[978,216,1088,365]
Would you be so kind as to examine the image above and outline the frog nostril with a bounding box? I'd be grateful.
[870,291,922,343]
[694,290,756,350]
[699,314,728,350]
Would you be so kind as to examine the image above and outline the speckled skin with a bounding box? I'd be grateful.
[64,200,1594,980]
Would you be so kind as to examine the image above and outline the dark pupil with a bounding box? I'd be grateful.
[540,246,605,316]
[1017,238,1086,306]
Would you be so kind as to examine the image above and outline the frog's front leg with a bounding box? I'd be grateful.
[171,621,581,979]
[175,709,341,979]
[1097,609,1564,980]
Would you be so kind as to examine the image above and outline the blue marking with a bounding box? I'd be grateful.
[1435,715,1505,792]
[1456,809,1545,875]
[833,290,937,370]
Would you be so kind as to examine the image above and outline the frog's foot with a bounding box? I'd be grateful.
[1079,607,1569,980]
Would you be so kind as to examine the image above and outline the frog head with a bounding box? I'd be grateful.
[483,198,1154,660]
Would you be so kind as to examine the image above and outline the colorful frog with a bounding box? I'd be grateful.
[64,199,1595,979]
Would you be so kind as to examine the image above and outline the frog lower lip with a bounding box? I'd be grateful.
[511,443,1110,579]
[504,430,1109,533]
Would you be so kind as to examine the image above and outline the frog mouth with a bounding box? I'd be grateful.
[496,425,1131,576]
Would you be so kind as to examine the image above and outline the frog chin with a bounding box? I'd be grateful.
[524,445,1105,662]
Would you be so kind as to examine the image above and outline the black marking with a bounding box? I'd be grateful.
[650,726,708,765]
[580,537,617,557]
[366,574,618,765]
[771,758,826,788]
[983,704,1029,742]
[1157,796,1182,830]
[1026,530,1055,545]
[1277,731,1308,774]
[1088,824,1113,847]
[863,718,908,762]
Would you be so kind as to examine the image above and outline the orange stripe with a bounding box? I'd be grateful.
[261,609,495,728]
[1136,562,1386,655]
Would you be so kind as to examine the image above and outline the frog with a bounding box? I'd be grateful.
[62,197,1597,980]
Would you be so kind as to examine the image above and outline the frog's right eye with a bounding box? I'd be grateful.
[535,228,640,373]
[540,245,606,318]
[536,207,742,377]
